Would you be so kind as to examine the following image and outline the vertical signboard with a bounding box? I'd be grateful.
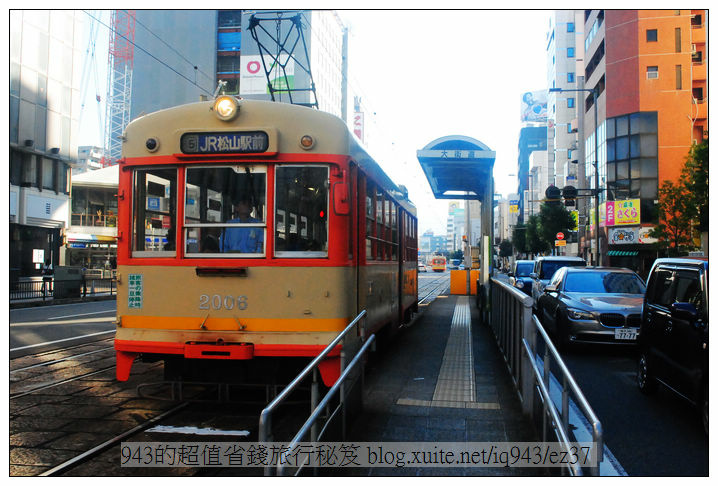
[353,111,364,142]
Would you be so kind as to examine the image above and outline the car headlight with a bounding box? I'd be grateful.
[567,308,595,320]
[515,280,524,288]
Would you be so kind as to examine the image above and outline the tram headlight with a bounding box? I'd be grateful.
[300,135,315,150]
[213,96,239,121]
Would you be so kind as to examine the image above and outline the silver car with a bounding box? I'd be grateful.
[537,266,646,347]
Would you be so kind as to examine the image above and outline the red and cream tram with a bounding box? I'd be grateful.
[114,97,418,386]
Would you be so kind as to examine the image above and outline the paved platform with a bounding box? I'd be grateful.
[347,294,542,476]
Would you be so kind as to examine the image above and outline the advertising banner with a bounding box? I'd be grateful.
[520,90,548,122]
[509,200,519,213]
[600,199,641,227]
[240,54,294,95]
[614,199,641,225]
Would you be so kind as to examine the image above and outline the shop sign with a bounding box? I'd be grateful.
[609,227,638,245]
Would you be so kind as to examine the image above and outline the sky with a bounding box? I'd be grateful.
[77,9,553,236]
[340,10,552,235]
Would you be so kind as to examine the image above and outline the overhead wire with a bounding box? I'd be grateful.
[82,10,214,97]
[128,10,215,85]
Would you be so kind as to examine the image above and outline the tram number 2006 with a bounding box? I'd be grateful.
[199,294,248,311]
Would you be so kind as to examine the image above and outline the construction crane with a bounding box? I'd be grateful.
[103,10,136,166]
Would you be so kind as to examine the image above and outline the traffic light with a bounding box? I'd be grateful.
[562,185,577,207]
[545,186,561,205]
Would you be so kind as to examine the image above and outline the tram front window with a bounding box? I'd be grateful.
[184,165,266,257]
[132,168,177,257]
[274,166,329,257]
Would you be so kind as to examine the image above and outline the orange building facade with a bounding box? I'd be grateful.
[582,10,707,275]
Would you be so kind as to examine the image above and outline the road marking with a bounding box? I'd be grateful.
[11,317,116,327]
[396,398,500,409]
[10,330,116,352]
[146,425,250,436]
[48,310,115,320]
[433,296,476,402]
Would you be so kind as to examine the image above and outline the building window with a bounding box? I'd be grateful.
[675,28,682,52]
[692,48,703,63]
[567,72,575,83]
[646,66,658,79]
[691,14,702,27]
[675,65,682,90]
[646,29,658,42]
[567,97,575,108]
[692,87,704,103]
[567,47,575,58]
[567,22,575,33]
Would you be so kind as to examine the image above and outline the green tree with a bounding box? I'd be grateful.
[649,139,707,256]
[683,139,708,233]
[499,239,513,258]
[512,224,528,255]
[649,179,697,256]
[526,215,550,255]
[537,202,577,247]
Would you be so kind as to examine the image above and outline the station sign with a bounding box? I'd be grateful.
[180,131,269,154]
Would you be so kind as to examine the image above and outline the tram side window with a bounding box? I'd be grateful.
[365,181,375,260]
[184,165,266,257]
[274,166,329,257]
[132,168,177,256]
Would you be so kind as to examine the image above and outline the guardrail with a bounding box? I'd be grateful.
[488,277,603,476]
[10,277,117,302]
[277,334,376,476]
[258,310,368,475]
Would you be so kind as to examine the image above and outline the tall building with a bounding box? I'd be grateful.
[127,10,348,123]
[516,126,547,223]
[580,9,707,272]
[9,10,82,277]
[547,11,585,190]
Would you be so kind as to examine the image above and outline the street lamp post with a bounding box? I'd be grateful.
[549,86,601,265]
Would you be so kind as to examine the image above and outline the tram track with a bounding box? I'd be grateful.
[418,273,451,305]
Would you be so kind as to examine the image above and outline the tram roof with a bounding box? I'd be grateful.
[122,99,415,215]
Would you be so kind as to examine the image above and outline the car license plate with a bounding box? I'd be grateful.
[615,329,637,340]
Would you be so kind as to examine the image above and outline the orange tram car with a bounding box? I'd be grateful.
[431,255,447,272]
[114,96,418,388]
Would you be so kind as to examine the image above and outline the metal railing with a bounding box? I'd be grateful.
[489,277,603,476]
[258,310,368,473]
[523,314,603,476]
[276,334,376,476]
[71,213,117,228]
[10,277,117,302]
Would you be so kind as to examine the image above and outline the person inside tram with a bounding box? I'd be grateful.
[201,232,220,253]
[220,199,263,253]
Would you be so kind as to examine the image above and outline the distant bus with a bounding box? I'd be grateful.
[449,258,461,269]
[431,255,447,272]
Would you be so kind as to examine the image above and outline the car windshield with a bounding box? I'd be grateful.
[564,272,646,294]
[541,260,585,279]
[515,263,533,277]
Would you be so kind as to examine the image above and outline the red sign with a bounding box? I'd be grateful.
[556,232,565,240]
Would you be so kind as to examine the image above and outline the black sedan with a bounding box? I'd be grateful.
[537,266,646,347]
[508,260,535,295]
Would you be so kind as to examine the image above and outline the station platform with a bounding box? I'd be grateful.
[347,294,542,476]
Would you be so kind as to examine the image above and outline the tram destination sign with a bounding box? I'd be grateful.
[180,131,269,154]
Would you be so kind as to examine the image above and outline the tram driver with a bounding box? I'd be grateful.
[220,199,263,253]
